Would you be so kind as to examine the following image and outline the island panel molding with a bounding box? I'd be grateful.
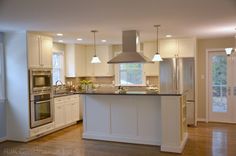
[82,93,187,153]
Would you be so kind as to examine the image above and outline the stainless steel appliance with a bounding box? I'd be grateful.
[108,30,152,64]
[29,68,53,128]
[160,58,195,125]
[30,91,53,128]
[29,69,52,93]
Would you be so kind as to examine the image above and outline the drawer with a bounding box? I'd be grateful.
[54,95,79,104]
[30,123,54,137]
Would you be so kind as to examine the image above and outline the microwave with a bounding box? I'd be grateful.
[29,68,52,93]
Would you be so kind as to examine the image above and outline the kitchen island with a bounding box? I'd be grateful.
[79,91,188,153]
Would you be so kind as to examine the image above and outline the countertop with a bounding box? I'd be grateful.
[53,89,183,97]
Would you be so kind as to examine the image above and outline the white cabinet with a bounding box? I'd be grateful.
[89,45,114,77]
[159,38,196,58]
[65,44,86,77]
[66,44,114,77]
[27,33,53,68]
[143,42,159,76]
[65,103,73,124]
[95,46,114,76]
[85,46,95,76]
[54,95,80,129]
[159,39,178,58]
[54,102,65,128]
[76,45,86,76]
[28,34,40,67]
[177,38,196,57]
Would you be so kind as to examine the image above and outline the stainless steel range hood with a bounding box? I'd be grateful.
[107,30,153,64]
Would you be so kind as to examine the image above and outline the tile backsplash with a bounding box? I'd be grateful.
[65,76,159,89]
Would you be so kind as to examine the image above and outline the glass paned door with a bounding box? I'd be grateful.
[208,52,232,122]
[211,55,227,112]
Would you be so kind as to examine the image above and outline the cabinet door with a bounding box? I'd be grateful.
[65,44,76,77]
[71,101,80,122]
[94,46,114,76]
[143,42,159,76]
[177,38,196,57]
[75,45,86,77]
[159,39,178,58]
[85,46,95,76]
[28,33,40,68]
[54,103,65,128]
[65,102,73,124]
[40,36,53,68]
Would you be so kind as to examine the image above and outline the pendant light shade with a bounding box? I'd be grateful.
[91,30,101,64]
[152,53,163,61]
[91,55,101,63]
[225,48,233,56]
[152,25,163,62]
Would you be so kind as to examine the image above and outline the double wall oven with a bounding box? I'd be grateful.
[29,69,53,128]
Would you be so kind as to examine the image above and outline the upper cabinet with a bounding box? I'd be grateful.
[143,42,159,76]
[177,38,196,57]
[65,44,86,77]
[76,45,87,77]
[159,38,196,58]
[86,45,114,77]
[65,44,114,77]
[27,33,53,68]
[159,39,178,58]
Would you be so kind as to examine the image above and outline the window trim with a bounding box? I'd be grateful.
[115,63,146,87]
[52,51,65,85]
[0,42,5,100]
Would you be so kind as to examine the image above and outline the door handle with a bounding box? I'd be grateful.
[228,87,231,96]
[234,87,236,96]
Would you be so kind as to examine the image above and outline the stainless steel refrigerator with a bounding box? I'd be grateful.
[160,58,195,125]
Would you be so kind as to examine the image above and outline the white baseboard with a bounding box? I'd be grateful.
[197,118,207,122]
[0,137,7,142]
[27,122,77,142]
[161,133,188,153]
[83,133,161,146]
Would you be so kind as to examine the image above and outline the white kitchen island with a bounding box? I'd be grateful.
[80,91,188,153]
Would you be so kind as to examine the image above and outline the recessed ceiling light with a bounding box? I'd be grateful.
[101,39,107,42]
[166,35,172,38]
[58,40,63,43]
[77,38,83,41]
[57,33,63,36]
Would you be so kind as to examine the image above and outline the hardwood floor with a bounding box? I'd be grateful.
[0,122,236,156]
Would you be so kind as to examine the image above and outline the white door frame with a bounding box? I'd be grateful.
[205,48,226,123]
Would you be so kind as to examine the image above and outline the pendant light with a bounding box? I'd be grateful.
[91,30,101,64]
[152,25,163,61]
[225,48,233,56]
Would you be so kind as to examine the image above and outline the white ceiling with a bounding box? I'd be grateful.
[0,0,236,44]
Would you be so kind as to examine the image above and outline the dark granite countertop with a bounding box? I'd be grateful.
[53,90,183,97]
[76,90,182,96]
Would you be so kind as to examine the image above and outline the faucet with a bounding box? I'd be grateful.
[55,80,63,86]
[55,80,64,94]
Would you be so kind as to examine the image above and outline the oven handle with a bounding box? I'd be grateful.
[35,99,52,104]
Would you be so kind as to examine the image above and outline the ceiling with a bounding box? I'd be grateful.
[0,0,236,44]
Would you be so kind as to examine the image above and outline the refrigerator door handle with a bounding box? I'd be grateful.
[228,87,231,96]
[233,86,236,96]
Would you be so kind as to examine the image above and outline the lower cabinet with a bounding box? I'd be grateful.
[54,103,65,128]
[54,95,80,129]
[29,95,80,138]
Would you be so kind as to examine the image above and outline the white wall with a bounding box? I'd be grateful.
[4,31,30,141]
[0,32,6,140]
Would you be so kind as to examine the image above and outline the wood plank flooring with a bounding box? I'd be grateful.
[0,122,236,156]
